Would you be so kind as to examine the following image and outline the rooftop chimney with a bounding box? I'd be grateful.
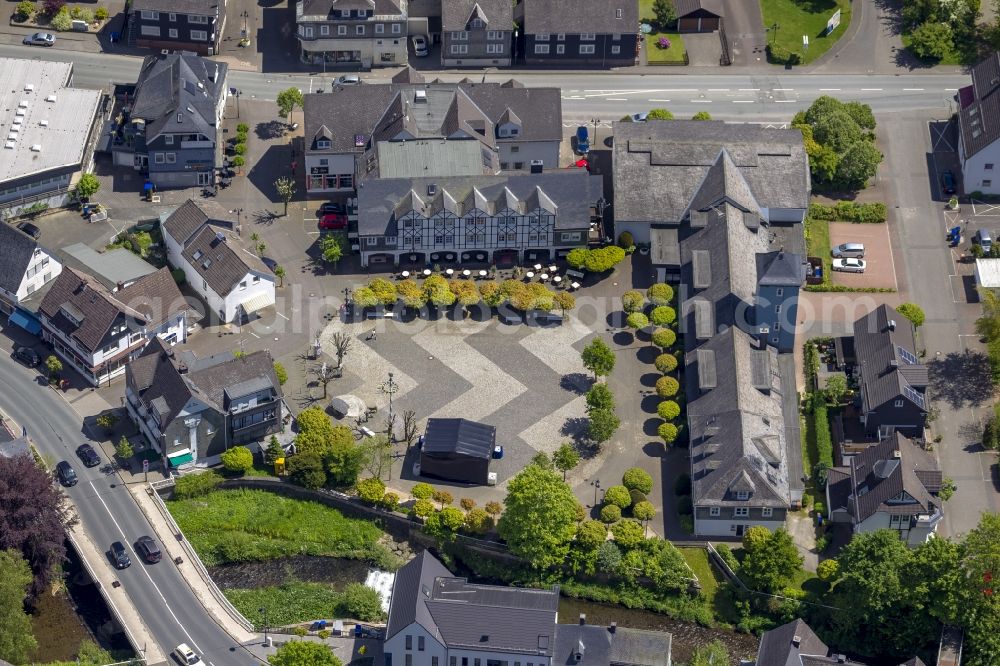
[888,319,896,331]
[792,635,801,648]
[579,614,586,625]
[609,622,616,634]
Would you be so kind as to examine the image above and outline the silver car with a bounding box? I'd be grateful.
[335,75,361,86]
[832,258,866,273]
[23,32,55,47]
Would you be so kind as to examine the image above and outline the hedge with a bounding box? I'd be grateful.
[808,202,887,224]
[810,394,834,469]
[805,285,896,293]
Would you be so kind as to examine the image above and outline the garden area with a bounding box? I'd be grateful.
[11,0,110,32]
[803,200,891,293]
[639,0,688,65]
[761,0,851,65]
[225,581,384,630]
[899,0,978,65]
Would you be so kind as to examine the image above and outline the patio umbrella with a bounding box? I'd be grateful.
[329,394,366,419]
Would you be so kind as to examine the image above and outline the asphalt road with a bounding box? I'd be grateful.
[0,351,259,666]
[0,44,969,122]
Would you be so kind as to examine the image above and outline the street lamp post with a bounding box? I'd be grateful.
[592,479,601,507]
[259,606,269,646]
[230,207,243,236]
[378,372,400,480]
[769,23,780,46]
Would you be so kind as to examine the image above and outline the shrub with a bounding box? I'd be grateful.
[810,394,834,469]
[411,499,434,518]
[337,582,384,622]
[220,446,254,474]
[14,1,34,21]
[652,328,676,349]
[657,400,681,421]
[464,508,493,535]
[628,489,647,506]
[600,504,622,523]
[272,361,288,386]
[611,519,645,549]
[655,353,678,374]
[293,626,308,637]
[317,629,331,639]
[658,422,679,445]
[677,494,693,515]
[655,375,679,398]
[603,485,632,508]
[173,471,223,499]
[356,477,385,504]
[649,305,676,327]
[51,6,72,31]
[622,467,653,494]
[95,5,108,20]
[766,43,792,64]
[896,303,925,328]
[622,290,645,314]
[617,231,634,248]
[381,492,399,512]
[817,559,839,581]
[715,543,740,571]
[42,0,63,15]
[411,482,434,500]
[647,283,674,306]
[288,452,326,489]
[807,201,887,223]
[234,142,247,156]
[237,122,250,133]
[674,473,691,496]
[74,7,92,22]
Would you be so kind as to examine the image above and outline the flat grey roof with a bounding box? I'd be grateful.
[60,243,158,290]
[0,58,101,185]
[377,140,485,178]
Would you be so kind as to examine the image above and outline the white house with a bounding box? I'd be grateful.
[975,257,1000,291]
[37,267,188,386]
[0,223,62,333]
[161,200,275,324]
[958,53,1000,196]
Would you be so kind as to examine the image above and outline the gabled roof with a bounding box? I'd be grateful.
[441,0,513,31]
[60,243,157,291]
[523,0,638,34]
[131,0,217,15]
[38,267,145,353]
[755,619,861,666]
[0,223,51,294]
[553,624,671,666]
[162,199,233,246]
[757,251,808,287]
[674,0,723,18]
[853,305,928,413]
[131,53,226,141]
[126,338,195,425]
[300,0,403,18]
[958,52,1000,159]
[115,267,189,331]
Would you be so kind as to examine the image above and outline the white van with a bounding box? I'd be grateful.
[173,644,202,665]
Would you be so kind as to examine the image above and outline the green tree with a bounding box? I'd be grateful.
[274,176,296,216]
[287,452,326,488]
[647,108,674,120]
[0,549,37,665]
[844,101,877,130]
[603,485,632,508]
[45,354,62,380]
[497,464,579,569]
[531,451,553,470]
[584,246,626,272]
[740,527,803,593]
[360,434,392,480]
[652,0,676,28]
[649,305,676,327]
[600,503,622,523]
[588,408,620,444]
[654,353,678,374]
[576,519,608,549]
[356,477,385,504]
[319,233,346,266]
[813,110,864,153]
[611,519,645,549]
[367,277,397,306]
[566,247,589,270]
[553,291,576,316]
[231,155,246,171]
[432,489,454,509]
[626,312,649,335]
[585,382,615,412]
[581,338,616,379]
[74,172,100,199]
[655,375,679,397]
[652,327,676,349]
[623,468,653,494]
[658,422,678,445]
[325,438,364,487]
[621,290,645,314]
[264,435,284,466]
[657,400,681,421]
[956,513,1000,665]
[835,140,882,190]
[690,640,729,666]
[817,558,840,581]
[425,506,465,541]
[479,281,503,307]
[269,640,342,666]
[397,279,426,309]
[352,287,377,308]
[337,582,385,622]
[463,508,493,535]
[423,274,456,307]
[896,303,926,328]
[484,500,503,518]
[824,374,848,405]
[220,446,254,474]
[632,501,656,532]
[276,87,305,120]
[114,435,134,461]
[411,482,434,500]
[647,283,674,306]
[50,6,71,31]
[691,111,712,120]
[272,361,288,386]
[908,21,953,60]
[596,541,622,572]
[552,442,580,480]
[450,279,482,313]
[412,498,435,518]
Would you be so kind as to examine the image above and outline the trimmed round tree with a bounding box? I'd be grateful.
[632,500,656,523]
[220,446,254,474]
[655,353,678,374]
[611,519,645,549]
[603,484,632,508]
[576,519,608,549]
[600,504,622,524]
[626,312,649,334]
[622,290,645,314]
[647,283,674,306]
[411,482,434,500]
[656,375,680,398]
[356,477,385,504]
[650,305,677,327]
[412,498,435,518]
[657,400,681,421]
[658,422,679,445]
[652,327,677,350]
[622,467,653,494]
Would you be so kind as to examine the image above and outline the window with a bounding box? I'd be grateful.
[470,18,484,28]
[709,507,720,516]
[303,25,313,37]
[418,637,424,652]
[451,31,468,40]
[375,23,384,33]
[140,10,159,19]
[169,28,178,37]
[556,44,565,54]
[486,43,503,54]
[356,25,365,35]
[320,24,329,35]
[450,659,457,666]
[514,162,523,169]
[611,45,620,54]
[734,507,749,517]
[405,636,411,650]
[776,287,783,297]
[339,9,350,16]
[985,179,993,187]
[736,490,750,500]
[188,14,208,23]
[500,162,509,169]
[166,152,176,163]
[579,44,595,54]
[616,8,623,17]
[580,32,596,40]
[392,23,401,33]
[405,657,412,666]
[450,44,468,54]
[894,399,905,407]
[775,304,781,313]
[556,33,565,41]
[534,44,550,54]
[191,29,208,40]
[487,30,501,39]
[168,12,176,20]
[164,134,174,144]
[762,507,773,517]
[154,152,165,164]
[432,659,439,666]
[474,660,480,666]
[140,25,161,36]
[987,163,995,170]
[337,25,347,35]
[239,281,248,291]
[317,139,331,149]
[462,659,468,666]
[510,145,520,153]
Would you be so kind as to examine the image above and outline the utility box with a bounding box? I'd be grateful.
[71,19,88,31]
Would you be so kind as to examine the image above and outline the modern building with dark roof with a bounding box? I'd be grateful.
[753,619,926,666]
[385,550,673,666]
[125,337,283,467]
[0,222,62,329]
[419,417,496,485]
[355,170,601,268]
[162,200,275,323]
[826,432,942,546]
[128,0,226,56]
[37,267,188,386]
[112,53,227,189]
[295,0,408,70]
[441,0,513,67]
[303,77,563,193]
[958,52,1000,195]
[850,305,928,438]
[518,0,639,68]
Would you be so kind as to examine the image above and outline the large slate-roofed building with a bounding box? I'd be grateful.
[0,222,62,328]
[753,618,926,666]
[520,0,638,68]
[441,0,513,67]
[419,417,495,485]
[295,0,408,70]
[957,52,1000,195]
[129,0,226,56]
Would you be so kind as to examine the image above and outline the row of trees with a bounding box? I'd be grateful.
[620,109,712,122]
[903,0,977,61]
[793,97,881,191]
[581,339,621,445]
[283,406,391,490]
[566,246,628,273]
[352,276,576,315]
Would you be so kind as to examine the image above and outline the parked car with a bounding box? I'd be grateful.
[109,541,131,569]
[23,32,55,47]
[575,126,590,155]
[16,222,40,239]
[411,35,429,57]
[975,228,993,253]
[831,242,865,258]
[56,461,77,487]
[832,257,867,273]
[319,202,346,215]
[319,213,348,230]
[942,170,957,195]
[335,75,361,86]
[76,443,100,468]
[13,346,40,367]
[630,112,649,122]
[172,644,202,665]
[574,158,590,171]
[134,536,162,564]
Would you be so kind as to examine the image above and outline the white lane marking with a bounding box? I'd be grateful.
[707,88,729,91]
[607,98,627,101]
[945,88,958,91]
[276,311,290,321]
[690,99,712,103]
[89,481,204,654]
[739,88,760,91]
[733,100,755,103]
[648,98,672,102]
[861,88,883,91]
[903,88,925,91]
[774,88,794,91]
[819,88,841,91]
[774,100,796,103]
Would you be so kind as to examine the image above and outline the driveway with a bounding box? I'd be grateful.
[829,222,897,289]
[684,33,722,67]
[719,0,766,66]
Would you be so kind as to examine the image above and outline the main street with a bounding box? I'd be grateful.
[0,350,259,666]
[0,44,967,121]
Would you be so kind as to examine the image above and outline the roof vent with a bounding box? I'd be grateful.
[13,117,22,125]
[609,622,617,634]
[3,141,14,150]
[792,635,801,647]
[414,89,428,103]
[176,113,183,123]
[30,144,41,152]
[45,94,56,103]
[24,83,34,92]
[888,319,896,331]
[18,100,28,108]
[187,105,195,113]
[427,184,438,196]
[39,120,48,127]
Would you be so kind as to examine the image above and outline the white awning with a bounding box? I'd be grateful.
[239,292,274,315]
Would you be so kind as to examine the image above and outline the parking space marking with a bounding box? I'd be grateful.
[972,200,1000,216]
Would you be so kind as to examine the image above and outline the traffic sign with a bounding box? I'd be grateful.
[826,10,841,35]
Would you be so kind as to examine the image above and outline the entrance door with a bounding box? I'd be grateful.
[735,524,745,537]
[197,171,212,186]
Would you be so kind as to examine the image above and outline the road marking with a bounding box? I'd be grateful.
[739,88,760,91]
[690,99,712,103]
[89,481,204,654]
[861,88,883,91]
[945,88,958,91]
[819,88,841,91]
[648,98,671,102]
[774,100,796,103]
[276,311,290,321]
[733,100,755,103]
[606,98,627,101]
[249,332,260,338]
[903,88,925,91]
[707,88,730,92]
[774,88,794,91]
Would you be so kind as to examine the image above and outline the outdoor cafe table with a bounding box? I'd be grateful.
[446,268,454,276]
[540,273,549,281]
[526,271,535,279]
[479,270,488,277]
[549,265,557,273]
[463,269,471,277]
[534,263,543,271]
[423,269,432,276]
[553,275,562,284]
[401,270,410,278]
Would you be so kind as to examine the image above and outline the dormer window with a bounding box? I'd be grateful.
[736,490,750,500]
[317,139,331,149]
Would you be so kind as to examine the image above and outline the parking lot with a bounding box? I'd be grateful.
[829,221,897,289]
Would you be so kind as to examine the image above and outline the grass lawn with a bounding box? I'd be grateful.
[225,581,385,629]
[647,32,688,64]
[805,216,831,283]
[678,547,720,603]
[760,0,852,65]
[167,488,396,568]
[900,32,964,65]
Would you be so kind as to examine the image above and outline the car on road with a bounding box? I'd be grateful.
[23,32,55,47]
[16,222,40,239]
[109,541,131,569]
[319,213,348,230]
[13,346,40,367]
[56,461,77,487]
[411,35,429,57]
[575,126,590,154]
[134,535,162,564]
[629,112,649,122]
[942,170,957,195]
[832,257,866,273]
[831,242,865,258]
[173,643,203,665]
[335,75,361,86]
[76,443,101,468]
